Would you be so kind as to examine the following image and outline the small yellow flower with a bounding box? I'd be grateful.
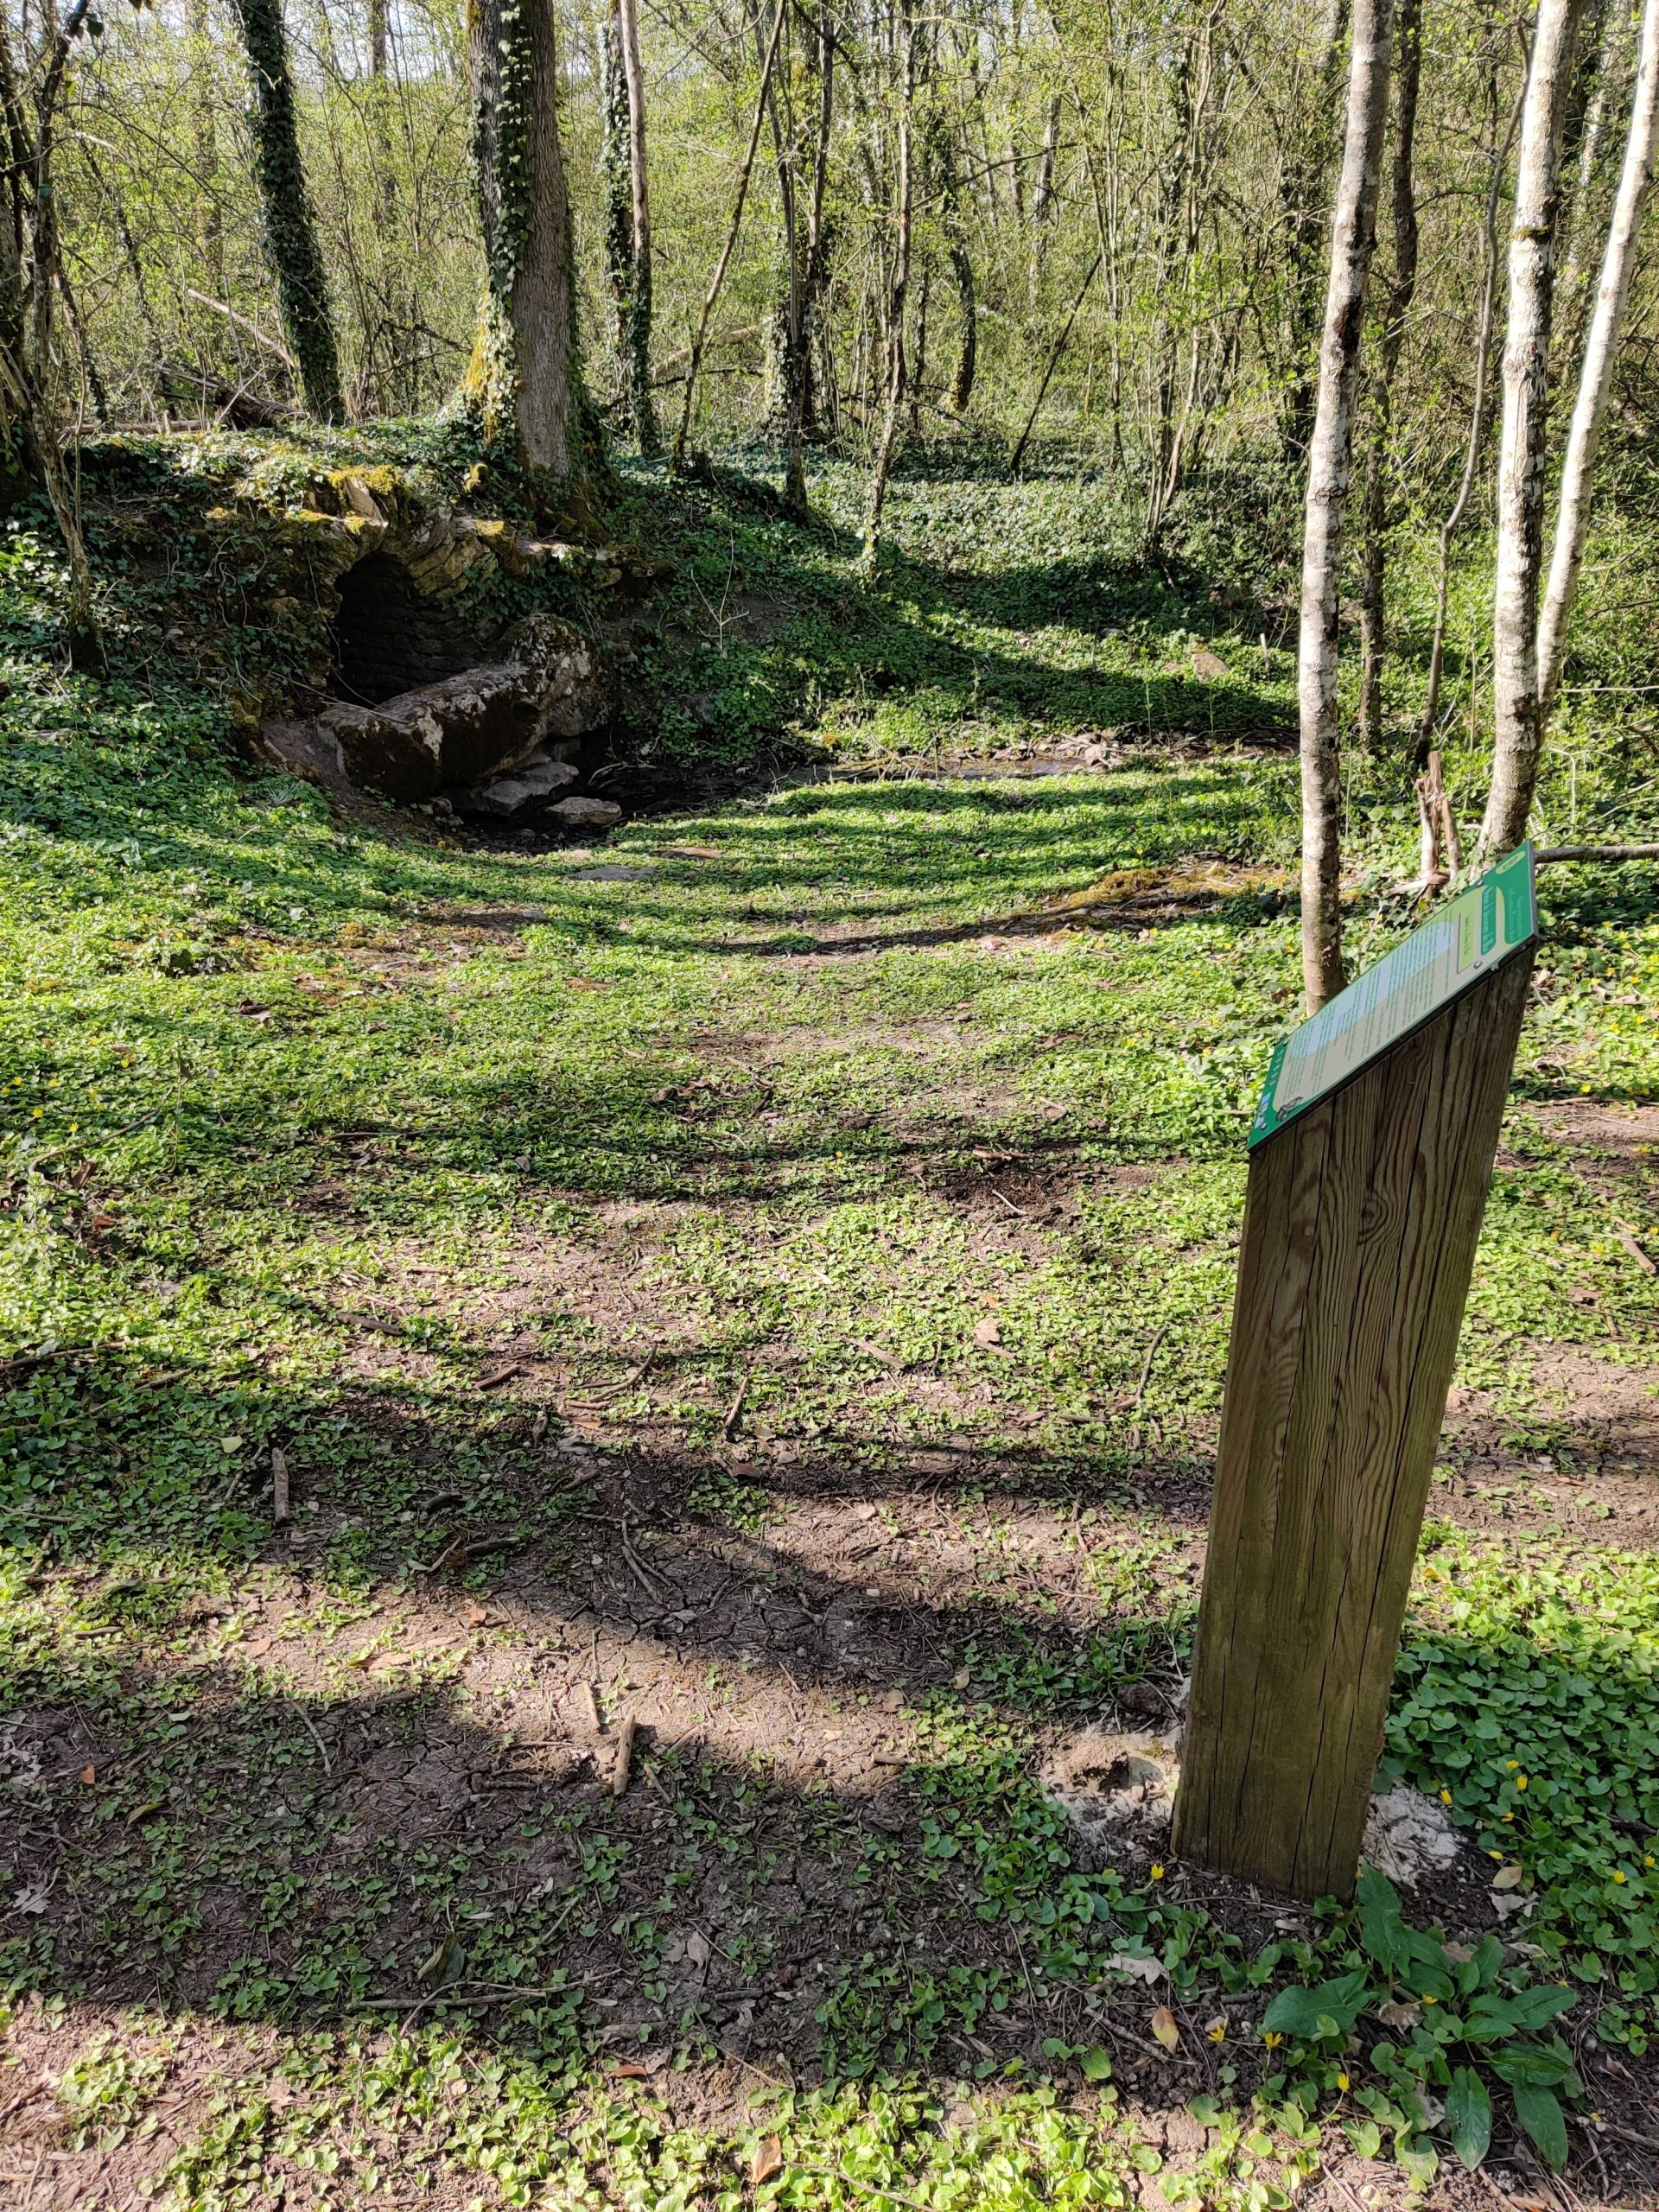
[1506,1760,1518,1770]
[1502,1812,1515,1823]
[1488,1849,1503,1862]
[1612,1871,1628,1885]
[1337,2073,1351,2091]
[1206,2018,1226,2043]
[1422,1994,1438,2005]
[1644,1854,1656,1867]
[1150,1864,1165,1881]
[1516,1775,1529,1790]
[1263,2031,1282,2049]
[1440,1789,1452,1805]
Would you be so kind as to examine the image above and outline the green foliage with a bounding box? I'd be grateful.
[1262,1872,1581,2179]
[1,448,1656,2204]
[1388,1538,1659,2045]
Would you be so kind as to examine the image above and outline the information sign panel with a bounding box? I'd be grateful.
[1249,843,1536,1148]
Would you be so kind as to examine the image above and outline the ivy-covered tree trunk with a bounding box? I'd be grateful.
[230,0,343,424]
[466,0,592,492]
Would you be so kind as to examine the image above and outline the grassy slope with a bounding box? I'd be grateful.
[0,449,1656,2208]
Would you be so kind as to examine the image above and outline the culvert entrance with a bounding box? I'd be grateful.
[327,553,484,705]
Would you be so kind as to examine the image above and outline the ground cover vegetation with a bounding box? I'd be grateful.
[0,0,1656,2208]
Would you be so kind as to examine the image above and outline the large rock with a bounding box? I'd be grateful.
[314,614,614,802]
[461,756,582,823]
[547,796,624,832]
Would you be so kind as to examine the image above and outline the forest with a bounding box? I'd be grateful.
[0,1,1656,2209]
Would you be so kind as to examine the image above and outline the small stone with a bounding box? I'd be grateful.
[548,796,624,831]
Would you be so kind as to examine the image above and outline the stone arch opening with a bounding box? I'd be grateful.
[327,554,484,705]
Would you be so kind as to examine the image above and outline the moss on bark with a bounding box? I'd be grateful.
[231,0,344,425]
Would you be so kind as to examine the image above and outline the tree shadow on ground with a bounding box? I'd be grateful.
[2,1353,1656,2196]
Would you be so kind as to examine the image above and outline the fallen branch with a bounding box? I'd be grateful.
[611,1715,638,1797]
[186,288,296,368]
[721,1363,755,1443]
[292,1702,332,1776]
[1534,842,1659,863]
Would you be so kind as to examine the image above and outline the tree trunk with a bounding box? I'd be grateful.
[1033,95,1060,221]
[1536,0,1659,721]
[1298,0,1398,1014]
[948,239,976,412]
[0,2,104,664]
[798,0,836,443]
[908,260,930,438]
[601,0,632,389]
[1479,0,1588,863]
[1356,0,1421,749]
[861,0,917,575]
[616,0,658,454]
[672,0,786,474]
[230,0,344,423]
[759,0,807,507]
[1420,38,1518,743]
[466,0,589,491]
[188,0,223,289]
[1283,0,1354,466]
[1557,0,1624,350]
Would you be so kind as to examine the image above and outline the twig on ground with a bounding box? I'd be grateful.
[722,1363,756,1442]
[1615,1229,1655,1275]
[579,1680,604,1733]
[791,2164,941,2212]
[1134,1321,1171,1407]
[350,1982,569,2012]
[292,1703,332,1777]
[271,1446,289,1525]
[1128,1320,1170,1450]
[612,1715,638,1797]
[618,1541,663,1603]
[1588,2116,1659,2151]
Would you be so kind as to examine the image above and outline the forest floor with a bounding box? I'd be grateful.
[0,444,1656,2211]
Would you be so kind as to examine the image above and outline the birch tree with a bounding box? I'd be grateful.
[1356,0,1421,749]
[1297,0,1398,1014]
[1535,0,1659,720]
[861,0,918,575]
[1478,0,1587,863]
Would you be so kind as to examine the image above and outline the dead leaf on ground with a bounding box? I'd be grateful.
[1108,1953,1165,1985]
[1376,1999,1421,2030]
[749,2134,785,2186]
[1492,1863,1525,1890]
[973,1316,1002,1349]
[1150,2005,1180,2051]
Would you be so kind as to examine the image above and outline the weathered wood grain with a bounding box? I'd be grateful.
[1170,946,1534,1898]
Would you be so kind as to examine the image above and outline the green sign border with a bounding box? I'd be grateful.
[1249,843,1538,1150]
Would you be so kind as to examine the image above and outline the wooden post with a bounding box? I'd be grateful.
[1171,849,1537,1900]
